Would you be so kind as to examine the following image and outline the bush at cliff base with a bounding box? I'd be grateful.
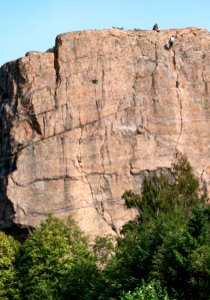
[120,280,170,300]
[0,231,20,300]
[16,215,98,300]
[94,155,210,300]
[1,154,210,300]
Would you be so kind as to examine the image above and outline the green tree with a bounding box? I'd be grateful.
[46,46,55,53]
[0,231,20,300]
[120,280,170,300]
[152,204,210,299]
[93,235,115,268]
[96,155,210,300]
[17,215,98,300]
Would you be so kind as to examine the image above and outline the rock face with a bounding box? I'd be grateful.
[1,27,210,236]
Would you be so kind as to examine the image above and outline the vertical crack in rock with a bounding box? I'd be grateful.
[97,47,105,109]
[199,167,209,200]
[77,128,98,208]
[100,127,118,234]
[173,49,183,156]
[60,135,68,203]
[202,72,208,96]
[0,61,24,229]
[101,69,105,101]
[42,115,46,136]
[90,58,118,233]
[76,152,104,230]
[77,123,117,233]
[98,147,117,232]
[19,85,43,137]
[94,70,101,122]
[10,175,26,187]
[132,72,138,108]
[101,126,111,168]
[151,43,159,97]
[54,36,62,109]
[27,103,42,135]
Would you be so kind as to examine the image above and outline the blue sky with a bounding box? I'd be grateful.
[1,0,210,66]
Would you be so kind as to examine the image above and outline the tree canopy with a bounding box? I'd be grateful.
[0,155,209,299]
[96,155,210,300]
[0,231,20,300]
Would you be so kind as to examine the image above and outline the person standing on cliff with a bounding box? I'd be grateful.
[169,35,175,48]
[153,23,160,32]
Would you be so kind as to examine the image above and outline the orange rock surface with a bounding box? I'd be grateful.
[1,27,210,236]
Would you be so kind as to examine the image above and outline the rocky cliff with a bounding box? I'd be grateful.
[1,27,210,237]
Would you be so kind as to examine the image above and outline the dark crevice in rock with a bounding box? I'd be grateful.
[2,225,33,243]
[27,104,42,135]
[101,69,105,100]
[60,135,69,203]
[0,61,23,231]
[173,49,183,156]
[18,104,136,152]
[54,36,62,108]
[96,174,118,234]
[76,130,118,234]
[200,168,209,201]
[11,174,77,187]
[76,137,114,230]
[130,164,173,183]
[132,74,138,107]
[0,178,15,228]
[151,43,158,96]
[202,72,208,96]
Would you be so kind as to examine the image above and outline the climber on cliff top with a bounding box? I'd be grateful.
[169,35,175,48]
[152,23,160,32]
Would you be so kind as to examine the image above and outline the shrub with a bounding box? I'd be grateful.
[16,215,98,300]
[0,232,20,300]
[46,47,55,53]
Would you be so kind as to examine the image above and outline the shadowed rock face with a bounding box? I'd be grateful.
[1,27,210,237]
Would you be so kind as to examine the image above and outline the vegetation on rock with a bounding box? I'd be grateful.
[0,155,209,299]
[16,215,98,300]
[0,232,20,300]
[46,46,55,53]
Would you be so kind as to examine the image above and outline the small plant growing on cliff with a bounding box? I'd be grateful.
[46,46,55,53]
[112,26,124,30]
[91,78,98,84]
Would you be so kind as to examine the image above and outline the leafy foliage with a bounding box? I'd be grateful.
[120,280,170,300]
[122,155,204,221]
[93,235,115,268]
[46,47,55,53]
[112,26,124,30]
[0,232,20,300]
[95,155,210,300]
[16,215,98,300]
[1,155,210,300]
[91,78,98,84]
